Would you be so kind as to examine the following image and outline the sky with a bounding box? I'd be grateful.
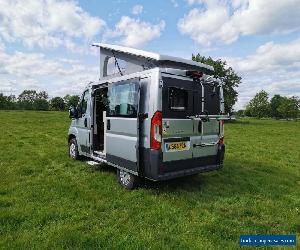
[0,0,300,109]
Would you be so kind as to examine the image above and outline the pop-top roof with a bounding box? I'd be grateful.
[92,43,214,72]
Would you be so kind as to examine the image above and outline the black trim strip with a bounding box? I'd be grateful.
[163,137,190,143]
[106,154,137,172]
[161,155,218,174]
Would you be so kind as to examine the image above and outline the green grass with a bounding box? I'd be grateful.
[0,111,299,249]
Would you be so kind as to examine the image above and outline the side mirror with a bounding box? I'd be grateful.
[69,106,78,119]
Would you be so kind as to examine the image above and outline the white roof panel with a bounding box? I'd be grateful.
[92,43,214,71]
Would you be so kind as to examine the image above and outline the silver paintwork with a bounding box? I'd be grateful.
[68,44,225,177]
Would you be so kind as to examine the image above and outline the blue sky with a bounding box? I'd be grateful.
[0,0,300,109]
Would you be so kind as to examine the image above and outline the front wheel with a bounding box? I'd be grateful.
[117,169,140,190]
[69,138,79,160]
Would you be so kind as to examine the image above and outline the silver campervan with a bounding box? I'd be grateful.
[68,43,227,189]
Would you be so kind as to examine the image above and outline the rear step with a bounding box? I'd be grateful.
[87,161,102,166]
[90,153,107,164]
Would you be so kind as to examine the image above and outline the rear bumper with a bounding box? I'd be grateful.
[141,145,225,181]
[155,163,223,181]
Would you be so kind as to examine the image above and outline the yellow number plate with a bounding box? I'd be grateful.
[165,141,190,152]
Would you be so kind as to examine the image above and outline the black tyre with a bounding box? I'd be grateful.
[69,138,79,160]
[117,169,140,190]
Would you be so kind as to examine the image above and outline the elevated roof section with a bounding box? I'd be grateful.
[92,43,214,72]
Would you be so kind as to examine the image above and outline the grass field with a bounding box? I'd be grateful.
[0,110,299,249]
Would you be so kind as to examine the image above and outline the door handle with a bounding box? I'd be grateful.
[84,118,87,127]
[198,121,202,133]
[107,119,110,130]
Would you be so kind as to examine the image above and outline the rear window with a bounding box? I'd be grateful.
[203,85,220,115]
[162,76,221,118]
[162,77,194,119]
[169,87,188,111]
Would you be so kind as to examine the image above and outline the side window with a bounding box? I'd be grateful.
[169,87,188,111]
[107,80,139,117]
[106,57,126,76]
[78,90,89,117]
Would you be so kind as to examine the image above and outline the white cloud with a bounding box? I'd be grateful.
[225,38,300,109]
[0,0,105,50]
[132,5,143,15]
[0,49,98,97]
[179,0,300,46]
[106,16,165,48]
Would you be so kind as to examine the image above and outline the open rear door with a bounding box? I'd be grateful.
[105,78,140,174]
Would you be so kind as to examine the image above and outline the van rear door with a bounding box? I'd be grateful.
[161,75,221,171]
[192,83,220,158]
[161,76,194,163]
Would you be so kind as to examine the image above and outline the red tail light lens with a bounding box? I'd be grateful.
[150,111,162,150]
[218,136,224,145]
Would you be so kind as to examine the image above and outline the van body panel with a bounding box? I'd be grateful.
[71,89,92,156]
[68,65,225,182]
[104,78,140,172]
[106,117,139,172]
[157,71,224,176]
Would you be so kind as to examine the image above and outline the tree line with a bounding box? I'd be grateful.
[0,55,242,114]
[0,90,80,111]
[236,90,300,119]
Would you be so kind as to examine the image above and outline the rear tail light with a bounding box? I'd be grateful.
[218,136,224,145]
[150,111,162,150]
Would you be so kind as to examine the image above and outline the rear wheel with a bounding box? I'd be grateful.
[117,169,140,190]
[69,138,79,160]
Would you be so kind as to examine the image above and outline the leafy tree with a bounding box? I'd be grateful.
[17,90,49,110]
[235,109,245,117]
[34,91,49,111]
[0,93,16,110]
[270,94,285,119]
[18,90,38,110]
[37,91,48,100]
[50,97,65,111]
[64,94,80,110]
[192,54,241,114]
[33,99,49,111]
[277,96,300,119]
[245,90,270,118]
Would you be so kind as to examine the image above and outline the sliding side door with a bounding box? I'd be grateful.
[105,78,140,173]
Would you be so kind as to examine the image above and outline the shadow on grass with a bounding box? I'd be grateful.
[88,158,295,202]
[89,163,116,174]
[140,159,295,201]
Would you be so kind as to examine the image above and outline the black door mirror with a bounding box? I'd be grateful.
[69,106,78,119]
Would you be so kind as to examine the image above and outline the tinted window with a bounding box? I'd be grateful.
[203,84,220,115]
[162,77,194,119]
[169,87,188,111]
[81,91,89,114]
[78,90,89,117]
[107,81,139,117]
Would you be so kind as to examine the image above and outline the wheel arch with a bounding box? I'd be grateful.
[68,134,76,143]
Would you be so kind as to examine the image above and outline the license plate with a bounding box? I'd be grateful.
[165,141,190,152]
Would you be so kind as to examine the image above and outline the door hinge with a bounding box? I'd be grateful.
[159,80,163,88]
